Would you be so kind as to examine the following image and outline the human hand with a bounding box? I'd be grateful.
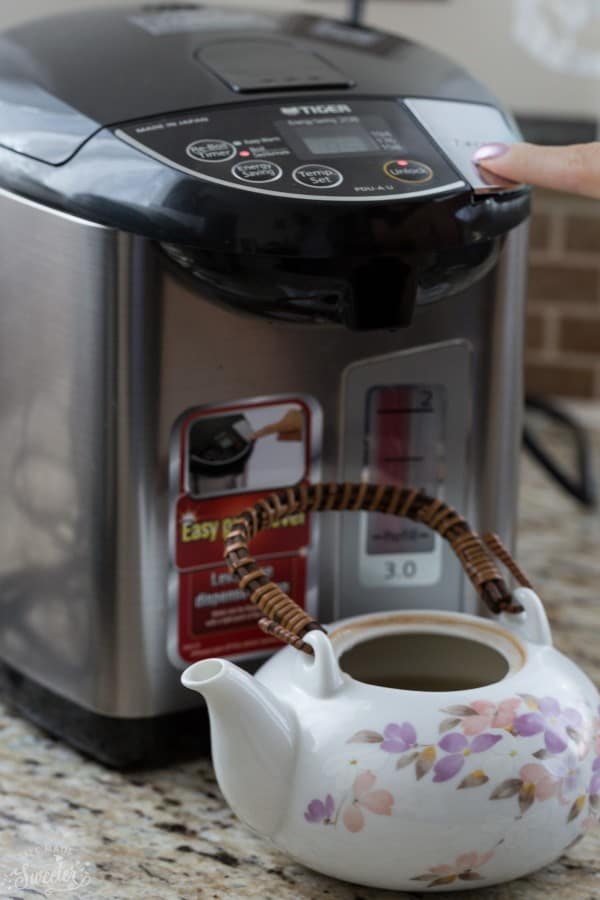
[251,409,304,442]
[473,142,600,199]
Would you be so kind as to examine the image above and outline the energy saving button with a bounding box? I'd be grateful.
[293,164,343,189]
[384,159,433,184]
[231,160,283,184]
[186,139,236,163]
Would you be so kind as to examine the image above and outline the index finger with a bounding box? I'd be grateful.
[474,142,600,199]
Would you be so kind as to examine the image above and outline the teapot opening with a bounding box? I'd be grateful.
[338,632,509,692]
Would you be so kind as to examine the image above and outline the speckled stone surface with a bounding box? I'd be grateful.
[0,409,599,900]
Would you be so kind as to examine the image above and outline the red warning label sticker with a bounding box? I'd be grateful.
[171,397,319,663]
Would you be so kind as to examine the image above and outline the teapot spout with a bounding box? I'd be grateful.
[182,658,296,837]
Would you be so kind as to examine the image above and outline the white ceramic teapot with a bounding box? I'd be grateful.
[182,483,600,892]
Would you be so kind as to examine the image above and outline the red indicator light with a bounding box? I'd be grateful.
[396,159,409,166]
[239,150,251,157]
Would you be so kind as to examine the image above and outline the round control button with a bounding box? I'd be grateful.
[186,139,236,163]
[292,164,343,189]
[231,160,283,184]
[384,159,433,184]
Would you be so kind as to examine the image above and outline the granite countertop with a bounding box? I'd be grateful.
[1,409,599,900]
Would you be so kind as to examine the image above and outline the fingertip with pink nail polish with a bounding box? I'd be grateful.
[472,143,510,163]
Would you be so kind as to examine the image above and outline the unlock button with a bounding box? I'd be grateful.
[384,159,433,184]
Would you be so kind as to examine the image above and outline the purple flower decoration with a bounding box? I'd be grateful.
[433,732,502,783]
[545,751,581,794]
[590,758,600,796]
[514,697,582,754]
[304,794,335,824]
[381,722,418,754]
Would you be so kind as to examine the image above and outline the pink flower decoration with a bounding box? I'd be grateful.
[413,849,496,886]
[519,763,559,801]
[456,851,494,871]
[429,864,455,876]
[343,771,393,833]
[462,699,521,736]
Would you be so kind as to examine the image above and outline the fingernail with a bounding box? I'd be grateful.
[472,142,510,163]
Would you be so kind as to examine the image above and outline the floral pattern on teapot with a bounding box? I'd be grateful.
[411,846,500,889]
[303,694,600,835]
[304,771,394,833]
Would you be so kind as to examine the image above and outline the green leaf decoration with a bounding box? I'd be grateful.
[411,874,437,882]
[459,872,484,881]
[490,779,523,800]
[439,717,462,734]
[589,794,599,812]
[533,749,552,760]
[346,730,383,744]
[415,746,436,780]
[396,751,419,770]
[458,770,490,789]
[440,705,478,717]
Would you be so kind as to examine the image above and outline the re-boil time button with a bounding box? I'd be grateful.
[384,159,434,183]
[292,164,343,189]
[231,160,283,184]
[186,139,236,163]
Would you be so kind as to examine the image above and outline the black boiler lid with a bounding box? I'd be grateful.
[0,3,529,281]
[0,5,496,164]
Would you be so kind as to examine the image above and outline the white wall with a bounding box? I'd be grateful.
[3,0,600,119]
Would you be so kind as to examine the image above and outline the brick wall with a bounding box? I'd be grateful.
[526,188,600,398]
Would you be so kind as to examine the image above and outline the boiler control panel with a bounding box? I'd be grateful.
[115,98,466,202]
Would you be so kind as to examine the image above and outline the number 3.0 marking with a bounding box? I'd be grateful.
[384,562,396,581]
[384,560,417,581]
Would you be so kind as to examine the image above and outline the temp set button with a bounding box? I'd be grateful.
[186,139,236,163]
[292,164,343,189]
[384,159,434,183]
[231,160,283,183]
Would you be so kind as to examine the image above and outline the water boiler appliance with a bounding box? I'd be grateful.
[0,5,530,765]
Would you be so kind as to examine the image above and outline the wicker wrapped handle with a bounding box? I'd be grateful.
[224,482,534,655]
